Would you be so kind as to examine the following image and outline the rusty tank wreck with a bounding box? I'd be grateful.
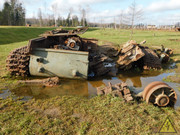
[6,27,121,79]
[6,27,102,79]
[6,27,172,79]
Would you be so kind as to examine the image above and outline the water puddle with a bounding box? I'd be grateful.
[0,70,180,108]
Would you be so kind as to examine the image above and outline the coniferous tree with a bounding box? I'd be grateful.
[0,0,25,26]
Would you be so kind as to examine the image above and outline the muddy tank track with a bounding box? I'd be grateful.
[6,46,30,77]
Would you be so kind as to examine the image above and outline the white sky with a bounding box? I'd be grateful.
[0,0,180,25]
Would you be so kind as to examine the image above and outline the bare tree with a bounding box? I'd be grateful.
[128,0,143,38]
[85,5,90,26]
[100,17,103,28]
[43,1,47,26]
[38,8,43,27]
[82,9,86,26]
[119,10,125,29]
[114,16,116,29]
[79,6,86,26]
[69,7,73,26]
[51,3,58,27]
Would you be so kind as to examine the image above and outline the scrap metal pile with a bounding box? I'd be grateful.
[116,40,173,71]
[97,82,134,102]
[88,40,173,77]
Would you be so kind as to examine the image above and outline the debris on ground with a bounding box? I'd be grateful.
[154,45,173,63]
[116,40,173,71]
[117,40,145,70]
[40,27,88,37]
[175,27,180,31]
[97,82,134,102]
[117,40,162,70]
[97,81,177,107]
[89,53,117,77]
[18,77,60,87]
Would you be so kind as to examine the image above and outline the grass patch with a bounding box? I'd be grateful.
[0,27,56,45]
[163,75,180,83]
[0,95,180,134]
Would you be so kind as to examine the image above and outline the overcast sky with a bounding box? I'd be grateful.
[0,0,180,25]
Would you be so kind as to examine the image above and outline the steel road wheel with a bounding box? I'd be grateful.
[142,81,177,107]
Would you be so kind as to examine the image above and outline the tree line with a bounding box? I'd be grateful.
[26,7,88,27]
[0,0,25,26]
[0,0,140,29]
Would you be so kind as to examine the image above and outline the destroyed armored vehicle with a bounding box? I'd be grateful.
[6,27,117,79]
[6,27,173,79]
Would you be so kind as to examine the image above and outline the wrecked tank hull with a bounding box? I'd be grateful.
[6,27,115,79]
[29,48,89,79]
[6,28,173,79]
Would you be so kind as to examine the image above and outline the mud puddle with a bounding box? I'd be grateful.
[0,71,180,108]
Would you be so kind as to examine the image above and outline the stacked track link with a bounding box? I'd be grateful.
[97,82,134,102]
[6,46,30,77]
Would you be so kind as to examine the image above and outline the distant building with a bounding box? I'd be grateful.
[147,25,156,30]
[158,25,174,30]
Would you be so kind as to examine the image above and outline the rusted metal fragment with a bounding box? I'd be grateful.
[97,82,134,102]
[165,48,173,56]
[117,42,145,70]
[175,27,180,31]
[40,27,88,37]
[152,45,173,64]
[141,46,162,70]
[18,77,60,87]
[122,40,138,48]
[117,40,164,70]
[97,44,120,57]
[88,43,119,77]
[160,53,170,63]
[89,53,117,77]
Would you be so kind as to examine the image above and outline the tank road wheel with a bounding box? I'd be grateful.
[71,36,83,50]
[69,42,75,48]
[142,81,177,107]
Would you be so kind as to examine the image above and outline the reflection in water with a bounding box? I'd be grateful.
[117,70,163,88]
[1,70,179,107]
[11,80,89,99]
[88,80,106,88]
[118,74,142,87]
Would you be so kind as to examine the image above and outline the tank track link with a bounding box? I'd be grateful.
[6,46,30,77]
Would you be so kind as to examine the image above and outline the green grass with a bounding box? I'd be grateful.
[0,27,180,134]
[0,26,55,45]
[0,95,180,134]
